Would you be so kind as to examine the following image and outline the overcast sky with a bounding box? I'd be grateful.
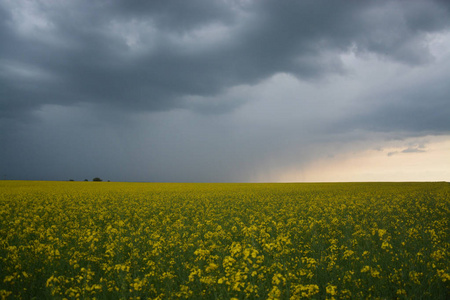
[1,0,450,182]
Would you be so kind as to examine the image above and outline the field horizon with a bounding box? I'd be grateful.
[1,179,449,184]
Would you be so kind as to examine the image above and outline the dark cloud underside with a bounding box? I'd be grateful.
[1,0,449,116]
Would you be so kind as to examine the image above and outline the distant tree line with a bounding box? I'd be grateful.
[68,178,109,182]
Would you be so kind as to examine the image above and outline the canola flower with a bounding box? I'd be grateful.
[0,181,449,299]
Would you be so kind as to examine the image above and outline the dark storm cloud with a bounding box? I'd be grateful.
[113,0,237,30]
[1,0,450,118]
[1,0,450,182]
[341,61,450,135]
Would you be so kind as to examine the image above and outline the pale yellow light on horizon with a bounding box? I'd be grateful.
[279,136,450,182]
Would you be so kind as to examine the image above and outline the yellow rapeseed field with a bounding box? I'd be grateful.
[0,181,449,299]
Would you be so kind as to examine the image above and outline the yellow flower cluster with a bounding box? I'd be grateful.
[0,181,449,299]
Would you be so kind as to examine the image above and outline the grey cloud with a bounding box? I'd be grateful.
[367,87,448,135]
[387,145,426,157]
[334,50,450,138]
[402,147,426,153]
[387,151,398,157]
[352,0,450,64]
[2,0,450,120]
[112,0,238,32]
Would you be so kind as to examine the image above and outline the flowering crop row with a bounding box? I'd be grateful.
[0,181,449,299]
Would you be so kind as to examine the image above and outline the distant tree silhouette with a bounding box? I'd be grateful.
[93,177,102,182]
[84,179,88,181]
